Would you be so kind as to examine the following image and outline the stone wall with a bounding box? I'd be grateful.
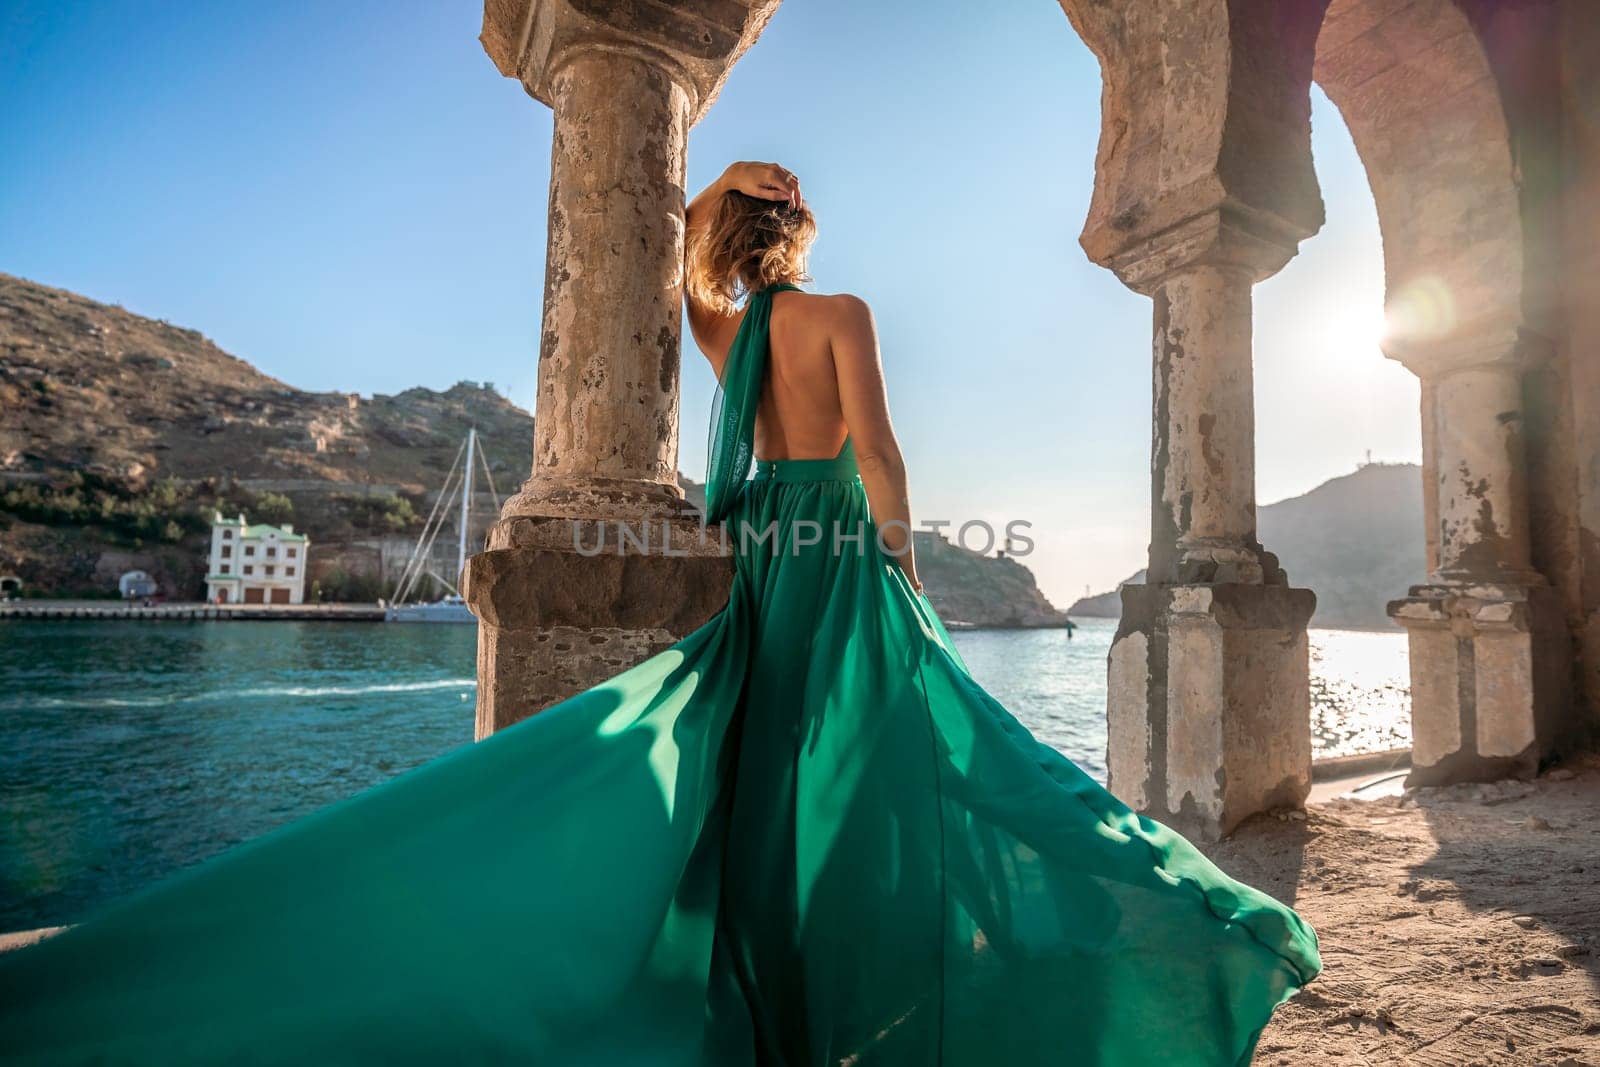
[1557,0,1600,738]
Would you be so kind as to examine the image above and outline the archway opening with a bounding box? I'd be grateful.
[1253,0,1528,764]
[1252,81,1421,760]
[683,1,1141,780]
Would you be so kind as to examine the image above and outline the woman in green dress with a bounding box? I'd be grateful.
[0,161,1319,1066]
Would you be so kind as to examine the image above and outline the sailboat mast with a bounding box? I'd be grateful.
[458,428,476,580]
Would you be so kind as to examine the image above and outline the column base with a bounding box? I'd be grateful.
[1388,582,1573,787]
[499,475,693,524]
[464,513,732,738]
[1107,582,1316,841]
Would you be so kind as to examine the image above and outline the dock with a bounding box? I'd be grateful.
[0,600,387,622]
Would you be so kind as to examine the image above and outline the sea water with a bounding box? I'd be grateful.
[0,617,1408,931]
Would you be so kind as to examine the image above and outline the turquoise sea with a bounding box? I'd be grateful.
[0,618,1409,931]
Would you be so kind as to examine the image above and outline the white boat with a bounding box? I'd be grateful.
[385,428,497,624]
[386,595,475,624]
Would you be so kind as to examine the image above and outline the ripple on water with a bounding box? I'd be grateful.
[951,620,1412,768]
[0,617,1411,931]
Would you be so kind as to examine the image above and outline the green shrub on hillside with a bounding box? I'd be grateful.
[254,492,294,524]
[0,474,210,545]
[337,492,420,534]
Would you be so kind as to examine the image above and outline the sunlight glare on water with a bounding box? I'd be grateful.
[1306,626,1412,757]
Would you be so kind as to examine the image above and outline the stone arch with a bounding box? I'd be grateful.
[1313,0,1525,365]
[1310,0,1563,787]
[1056,0,1566,821]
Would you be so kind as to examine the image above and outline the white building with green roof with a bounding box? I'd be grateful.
[204,513,310,605]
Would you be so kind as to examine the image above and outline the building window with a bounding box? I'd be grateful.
[265,566,276,577]
[222,529,233,540]
[221,545,232,558]
[266,547,277,558]
[245,546,255,557]
[287,548,297,559]
[220,564,231,575]
[286,566,296,576]
[243,565,254,575]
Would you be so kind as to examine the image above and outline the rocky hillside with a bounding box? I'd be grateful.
[0,273,1068,624]
[677,479,1068,628]
[1068,569,1147,619]
[911,533,1068,628]
[1068,463,1427,629]
[0,273,533,488]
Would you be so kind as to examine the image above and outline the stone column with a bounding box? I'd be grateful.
[1057,0,1327,840]
[1147,265,1264,585]
[1431,363,1536,581]
[1105,217,1316,842]
[467,0,780,736]
[515,50,693,521]
[1387,338,1571,784]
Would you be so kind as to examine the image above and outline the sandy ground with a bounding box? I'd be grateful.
[1210,755,1600,1065]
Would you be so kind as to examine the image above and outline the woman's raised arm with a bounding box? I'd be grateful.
[683,162,802,371]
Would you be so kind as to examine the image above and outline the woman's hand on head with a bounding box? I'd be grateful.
[721,161,801,209]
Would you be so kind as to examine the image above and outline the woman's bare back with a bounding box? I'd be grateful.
[755,291,850,461]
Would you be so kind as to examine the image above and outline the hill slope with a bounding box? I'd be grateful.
[1068,463,1426,629]
[677,479,1067,628]
[1,274,1067,624]
[0,273,533,488]
[1257,462,1425,628]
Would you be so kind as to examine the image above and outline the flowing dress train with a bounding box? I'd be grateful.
[0,284,1319,1066]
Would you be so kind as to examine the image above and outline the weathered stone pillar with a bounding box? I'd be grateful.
[516,49,694,519]
[1058,0,1328,839]
[1147,264,1262,586]
[1105,217,1317,842]
[466,0,780,736]
[1387,337,1571,784]
[1431,362,1536,581]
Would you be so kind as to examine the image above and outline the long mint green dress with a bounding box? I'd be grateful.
[0,285,1319,1065]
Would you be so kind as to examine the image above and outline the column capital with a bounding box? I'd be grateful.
[1383,323,1556,382]
[1106,206,1304,295]
[482,0,781,123]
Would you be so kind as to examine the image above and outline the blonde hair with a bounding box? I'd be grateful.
[685,191,817,316]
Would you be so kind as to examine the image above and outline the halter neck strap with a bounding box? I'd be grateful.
[702,283,801,523]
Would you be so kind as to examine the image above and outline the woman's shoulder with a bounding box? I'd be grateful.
[775,290,877,363]
[784,289,873,324]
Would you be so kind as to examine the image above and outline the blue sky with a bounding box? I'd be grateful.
[0,0,1419,603]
